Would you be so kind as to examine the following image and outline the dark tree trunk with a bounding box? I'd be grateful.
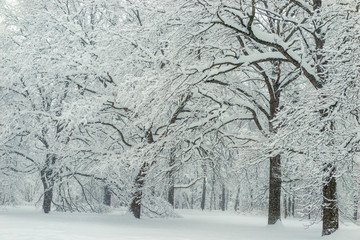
[168,184,175,207]
[200,178,206,210]
[234,186,240,211]
[130,130,154,219]
[268,154,281,225]
[322,164,338,236]
[354,200,358,221]
[190,194,194,209]
[130,162,148,219]
[267,70,282,225]
[103,185,111,206]
[287,196,292,217]
[237,37,283,224]
[283,194,288,218]
[40,154,56,214]
[41,177,53,214]
[291,196,295,217]
[168,150,175,207]
[210,174,215,210]
[221,183,226,211]
[312,0,339,235]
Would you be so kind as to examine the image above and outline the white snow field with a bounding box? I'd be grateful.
[0,207,359,240]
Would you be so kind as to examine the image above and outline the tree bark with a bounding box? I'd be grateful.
[130,162,148,219]
[190,194,194,209]
[267,64,282,225]
[40,154,56,214]
[41,176,53,214]
[312,0,340,234]
[103,185,111,207]
[200,178,206,210]
[129,130,154,219]
[322,164,338,236]
[221,183,226,211]
[167,149,175,207]
[283,194,288,218]
[168,184,175,207]
[210,174,215,210]
[234,186,240,211]
[354,200,358,221]
[268,154,281,224]
[287,196,291,217]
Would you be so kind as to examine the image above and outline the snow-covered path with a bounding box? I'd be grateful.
[0,207,359,240]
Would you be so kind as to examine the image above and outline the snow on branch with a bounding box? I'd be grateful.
[174,177,204,189]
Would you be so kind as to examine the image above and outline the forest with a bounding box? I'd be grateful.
[0,0,359,238]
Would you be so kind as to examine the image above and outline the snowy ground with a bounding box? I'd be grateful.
[0,207,359,240]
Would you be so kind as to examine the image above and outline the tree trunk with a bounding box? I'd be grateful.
[283,194,288,219]
[234,186,240,211]
[312,0,339,235]
[322,164,338,236]
[250,189,254,210]
[210,175,215,210]
[40,154,56,214]
[354,200,358,221]
[200,178,206,210]
[221,183,226,211]
[190,194,194,209]
[103,185,111,207]
[287,196,291,217]
[41,176,53,214]
[267,72,281,225]
[130,130,154,219]
[268,154,281,224]
[130,162,148,219]
[167,149,175,207]
[168,184,175,207]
